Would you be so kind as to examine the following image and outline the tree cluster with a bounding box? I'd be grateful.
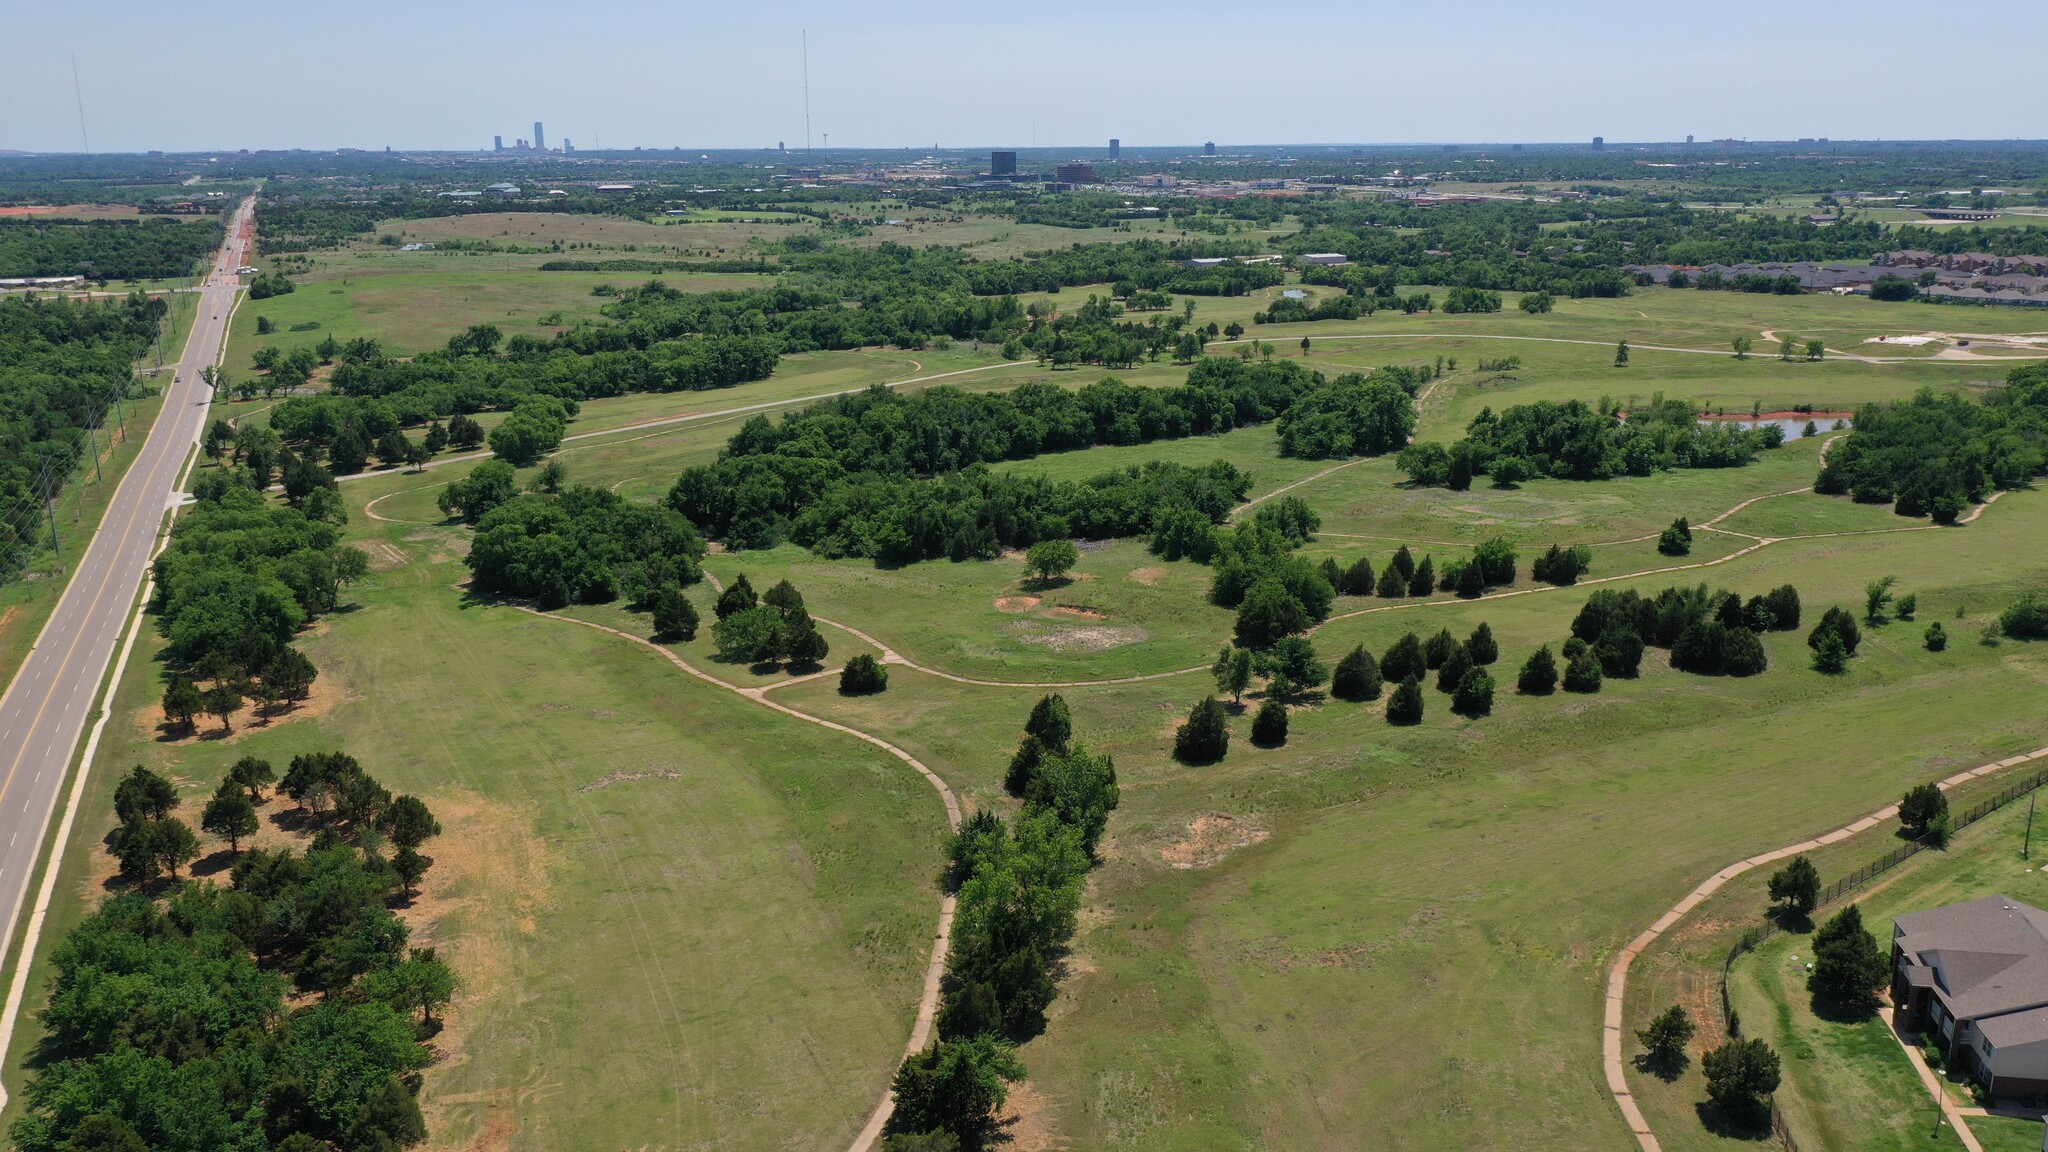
[1399,396,1782,488]
[1569,582,1799,679]
[1815,367,2048,517]
[710,577,830,667]
[463,483,706,609]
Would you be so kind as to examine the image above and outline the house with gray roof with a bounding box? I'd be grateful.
[1892,895,2048,1100]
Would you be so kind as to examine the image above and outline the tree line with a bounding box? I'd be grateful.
[1815,365,2048,519]
[462,479,708,609]
[11,750,451,1152]
[0,216,221,280]
[1398,396,1782,488]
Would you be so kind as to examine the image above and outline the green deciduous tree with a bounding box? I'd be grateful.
[1899,784,1948,839]
[712,604,785,664]
[162,675,204,732]
[1023,539,1079,584]
[1768,854,1820,916]
[1864,576,1897,622]
[1233,578,1309,649]
[1211,646,1254,703]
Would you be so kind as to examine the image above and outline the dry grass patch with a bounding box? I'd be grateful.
[1158,815,1270,869]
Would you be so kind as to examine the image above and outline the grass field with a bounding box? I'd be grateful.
[12,239,2048,1151]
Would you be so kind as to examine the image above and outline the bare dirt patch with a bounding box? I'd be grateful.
[993,594,1041,613]
[578,767,684,793]
[997,1081,1060,1152]
[1006,621,1148,653]
[1158,815,1271,869]
[359,540,409,570]
[136,669,351,746]
[1128,566,1168,586]
[1045,604,1107,621]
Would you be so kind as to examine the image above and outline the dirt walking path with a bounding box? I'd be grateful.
[511,605,959,1152]
[1214,330,2048,365]
[1602,745,2048,1152]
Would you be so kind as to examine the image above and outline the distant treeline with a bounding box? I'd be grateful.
[0,216,221,279]
[537,257,775,274]
[1817,364,2048,518]
[1399,396,1782,487]
[2,292,165,564]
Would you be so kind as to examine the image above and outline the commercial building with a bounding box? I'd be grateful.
[1592,136,1605,151]
[1054,163,1100,184]
[1109,138,1121,161]
[990,150,1017,178]
[1203,141,1216,156]
[534,122,546,152]
[1297,253,1350,267]
[493,135,503,151]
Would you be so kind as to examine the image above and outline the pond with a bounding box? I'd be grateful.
[1701,415,1852,439]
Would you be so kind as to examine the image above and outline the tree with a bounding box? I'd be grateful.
[1657,517,1692,557]
[380,795,442,848]
[1925,622,1947,651]
[1731,336,1754,359]
[1451,667,1495,716]
[761,579,805,616]
[649,583,700,641]
[714,574,757,620]
[841,653,890,694]
[230,755,276,803]
[1262,635,1326,696]
[1899,783,1949,839]
[1518,645,1559,694]
[1808,606,1860,656]
[1023,539,1079,585]
[2001,593,2048,640]
[152,818,200,879]
[1375,564,1408,598]
[1331,645,1382,701]
[887,1037,1026,1150]
[1423,628,1457,671]
[366,949,458,1030]
[1895,593,1916,621]
[883,1133,961,1152]
[1805,338,1826,361]
[1869,273,1918,302]
[1810,628,1848,674]
[1251,698,1289,747]
[1637,1005,1696,1071]
[781,609,831,667]
[1342,555,1375,596]
[1811,904,1888,1012]
[1563,650,1603,693]
[1211,646,1254,703]
[1701,1038,1780,1125]
[114,765,179,825]
[1765,584,1802,630]
[1408,556,1436,597]
[1531,543,1593,586]
[1768,854,1820,916]
[1234,578,1309,649]
[1864,576,1897,622]
[162,675,204,732]
[392,844,430,899]
[200,780,259,852]
[264,647,317,707]
[1436,643,1474,695]
[1380,632,1426,683]
[1174,697,1230,764]
[57,1115,148,1152]
[712,604,786,664]
[1464,622,1499,666]
[1024,693,1072,751]
[436,459,518,523]
[1386,675,1425,725]
[1613,340,1630,368]
[423,421,448,454]
[201,682,242,733]
[1519,291,1554,314]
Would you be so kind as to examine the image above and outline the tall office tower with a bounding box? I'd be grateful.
[534,122,546,151]
[990,150,1018,177]
[1109,138,1121,160]
[563,138,573,152]
[494,135,503,151]
[1203,140,1216,156]
[1592,136,1605,150]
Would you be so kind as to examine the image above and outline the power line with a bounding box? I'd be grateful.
[69,52,90,154]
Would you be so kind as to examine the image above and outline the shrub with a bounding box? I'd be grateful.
[1924,622,1948,651]
[840,653,890,695]
[1563,650,1603,693]
[1174,697,1230,764]
[1811,629,1848,674]
[1517,646,1558,694]
[1657,517,1692,557]
[1331,645,1382,701]
[1385,675,1424,725]
[1250,699,1289,747]
[2003,593,2048,640]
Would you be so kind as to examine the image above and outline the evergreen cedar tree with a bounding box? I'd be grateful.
[840,653,889,695]
[1407,556,1436,597]
[1343,556,1375,596]
[887,1036,1025,1150]
[1175,697,1231,764]
[1925,622,1948,651]
[1702,1038,1781,1125]
[1531,543,1593,585]
[200,781,258,852]
[1810,628,1849,674]
[714,574,758,619]
[1637,1005,1696,1069]
[1899,784,1949,839]
[1435,644,1474,695]
[1251,699,1289,747]
[1658,517,1693,557]
[1024,539,1079,584]
[1007,694,1072,794]
[1386,675,1425,725]
[1466,622,1499,665]
[1331,645,1383,701]
[2004,593,2048,640]
[1563,649,1604,693]
[1379,633,1426,683]
[1518,645,1559,694]
[1375,564,1409,598]
[1451,667,1496,716]
[649,584,699,640]
[161,676,204,732]
[1812,904,1889,1011]
[1423,629,1457,671]
[1768,854,1820,916]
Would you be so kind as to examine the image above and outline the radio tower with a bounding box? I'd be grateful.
[802,31,812,157]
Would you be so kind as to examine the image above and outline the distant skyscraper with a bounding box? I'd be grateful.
[494,135,503,151]
[1592,136,1605,150]
[1109,138,1121,161]
[990,150,1017,177]
[534,122,546,152]
[563,138,573,152]
[1203,141,1216,156]
[1686,134,1695,144]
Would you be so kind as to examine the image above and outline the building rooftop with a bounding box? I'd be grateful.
[1896,896,2048,1022]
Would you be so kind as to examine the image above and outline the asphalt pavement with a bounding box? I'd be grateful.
[0,198,254,973]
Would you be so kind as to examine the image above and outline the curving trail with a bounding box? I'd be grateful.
[510,605,959,1152]
[1603,744,2048,1152]
[1214,330,2048,365]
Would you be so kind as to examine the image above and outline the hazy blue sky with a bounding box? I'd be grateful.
[6,0,2044,153]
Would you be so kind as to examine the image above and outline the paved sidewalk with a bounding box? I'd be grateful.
[1879,1004,1983,1152]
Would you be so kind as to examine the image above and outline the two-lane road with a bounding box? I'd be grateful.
[0,198,254,979]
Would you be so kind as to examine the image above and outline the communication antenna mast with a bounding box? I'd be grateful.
[802,31,812,157]
[70,51,91,153]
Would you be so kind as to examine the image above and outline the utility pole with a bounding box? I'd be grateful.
[41,464,59,558]
[2025,793,2036,860]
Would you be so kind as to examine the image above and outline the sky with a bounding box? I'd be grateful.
[5,0,2045,154]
